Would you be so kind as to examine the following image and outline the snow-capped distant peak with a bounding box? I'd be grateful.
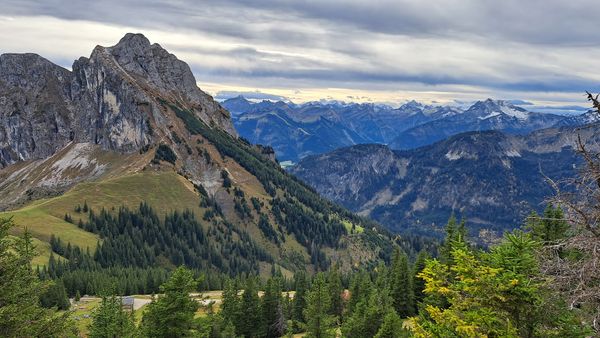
[499,103,529,120]
[470,99,530,120]
[403,100,423,107]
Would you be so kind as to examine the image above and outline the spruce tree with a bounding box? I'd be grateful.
[412,250,429,311]
[341,287,394,337]
[374,311,407,338]
[140,267,199,337]
[89,294,136,338]
[261,278,285,337]
[347,270,372,313]
[390,248,414,317]
[292,271,308,331]
[440,215,467,265]
[304,273,336,338]
[40,280,71,310]
[0,218,75,337]
[527,205,569,243]
[327,266,344,322]
[238,278,261,337]
[220,279,241,331]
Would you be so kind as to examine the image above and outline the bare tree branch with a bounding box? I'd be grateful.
[541,92,600,332]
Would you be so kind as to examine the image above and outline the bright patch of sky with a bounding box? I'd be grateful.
[0,1,598,111]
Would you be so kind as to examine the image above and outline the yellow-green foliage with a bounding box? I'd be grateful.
[407,232,589,338]
[409,248,519,337]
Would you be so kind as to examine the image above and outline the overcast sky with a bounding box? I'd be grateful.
[0,0,598,109]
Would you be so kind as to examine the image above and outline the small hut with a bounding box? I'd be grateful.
[121,296,134,312]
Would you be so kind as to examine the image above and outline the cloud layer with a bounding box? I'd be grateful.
[0,0,598,106]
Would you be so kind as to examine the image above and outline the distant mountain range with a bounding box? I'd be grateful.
[291,124,600,239]
[222,96,594,163]
[389,99,578,149]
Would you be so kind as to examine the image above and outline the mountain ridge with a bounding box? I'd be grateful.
[0,33,396,275]
[291,124,600,238]
[223,96,589,162]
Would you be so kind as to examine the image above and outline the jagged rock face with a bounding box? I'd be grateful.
[0,33,235,168]
[0,54,74,166]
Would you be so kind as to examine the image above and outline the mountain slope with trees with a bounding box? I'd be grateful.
[0,33,405,279]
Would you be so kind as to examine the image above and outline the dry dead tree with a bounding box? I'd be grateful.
[541,92,600,332]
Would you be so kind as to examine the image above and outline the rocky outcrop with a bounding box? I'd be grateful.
[0,33,235,168]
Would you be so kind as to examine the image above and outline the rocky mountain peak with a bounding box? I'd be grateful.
[466,98,529,120]
[403,100,423,108]
[112,32,152,50]
[0,33,237,169]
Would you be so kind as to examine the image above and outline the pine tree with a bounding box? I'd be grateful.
[341,287,394,337]
[40,280,71,310]
[408,231,589,337]
[440,214,457,264]
[304,273,336,338]
[374,311,408,338]
[327,266,344,322]
[412,250,429,311]
[347,270,372,313]
[439,215,468,265]
[292,271,308,331]
[89,294,136,338]
[390,248,414,317]
[261,278,285,337]
[220,279,241,331]
[140,267,199,337]
[0,218,75,337]
[527,205,569,243]
[238,278,261,337]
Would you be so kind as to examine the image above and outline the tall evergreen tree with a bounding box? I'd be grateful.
[238,278,261,337]
[408,231,589,337]
[412,250,429,311]
[89,294,136,338]
[327,266,344,322]
[374,311,408,338]
[527,205,569,243]
[0,218,75,337]
[40,280,71,310]
[390,248,414,317]
[261,278,286,337]
[439,215,467,265]
[220,279,241,330]
[347,270,372,313]
[304,273,336,338]
[291,271,308,331]
[140,267,199,337]
[341,287,394,337]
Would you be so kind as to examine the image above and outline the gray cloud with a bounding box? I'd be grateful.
[0,0,598,105]
[4,0,598,45]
